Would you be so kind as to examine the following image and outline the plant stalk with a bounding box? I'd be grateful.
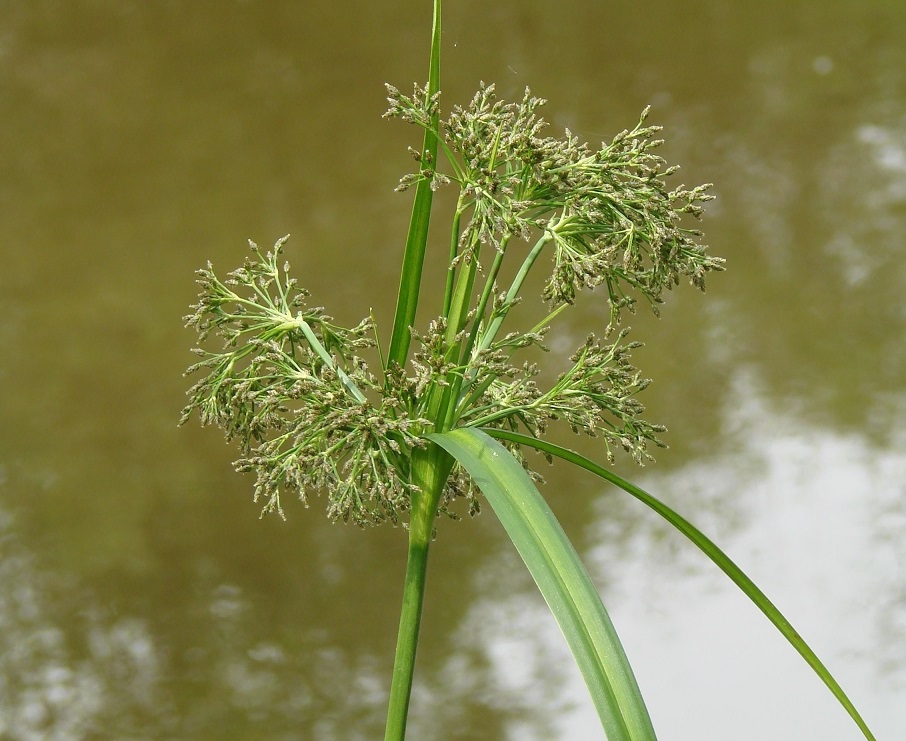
[384,443,452,741]
[477,232,552,353]
[384,528,431,741]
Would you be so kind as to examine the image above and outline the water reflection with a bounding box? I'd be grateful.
[0,512,391,739]
[0,510,159,739]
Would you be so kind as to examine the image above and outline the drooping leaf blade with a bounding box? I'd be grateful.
[484,428,877,741]
[429,427,657,741]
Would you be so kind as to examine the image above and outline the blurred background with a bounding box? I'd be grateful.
[1,2,904,739]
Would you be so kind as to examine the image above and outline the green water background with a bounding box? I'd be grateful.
[1,2,903,738]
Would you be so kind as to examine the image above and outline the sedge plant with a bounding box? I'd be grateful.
[180,3,877,739]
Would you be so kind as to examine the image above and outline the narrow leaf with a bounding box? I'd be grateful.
[429,427,657,741]
[484,428,877,741]
[386,0,443,370]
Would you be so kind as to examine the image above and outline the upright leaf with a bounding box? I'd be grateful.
[386,0,443,370]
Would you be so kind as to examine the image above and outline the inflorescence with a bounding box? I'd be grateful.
[182,83,723,526]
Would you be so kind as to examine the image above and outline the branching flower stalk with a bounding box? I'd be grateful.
[180,3,877,740]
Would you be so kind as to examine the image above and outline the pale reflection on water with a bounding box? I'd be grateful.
[0,512,158,739]
[1,1,904,739]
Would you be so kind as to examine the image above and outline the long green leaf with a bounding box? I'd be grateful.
[386,0,442,370]
[484,428,877,741]
[429,427,657,741]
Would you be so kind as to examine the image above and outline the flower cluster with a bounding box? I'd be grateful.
[183,82,723,525]
[181,237,426,524]
[385,82,724,327]
[454,328,664,465]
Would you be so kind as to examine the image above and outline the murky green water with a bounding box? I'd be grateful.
[1,2,904,739]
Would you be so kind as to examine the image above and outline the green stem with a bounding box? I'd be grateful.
[385,443,452,741]
[477,232,552,354]
[462,236,508,363]
[439,241,506,431]
[384,530,431,741]
[442,200,467,316]
[443,236,479,349]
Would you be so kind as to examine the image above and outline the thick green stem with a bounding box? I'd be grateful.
[384,530,431,741]
[384,443,453,741]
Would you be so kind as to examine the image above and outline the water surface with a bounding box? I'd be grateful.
[1,2,904,739]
